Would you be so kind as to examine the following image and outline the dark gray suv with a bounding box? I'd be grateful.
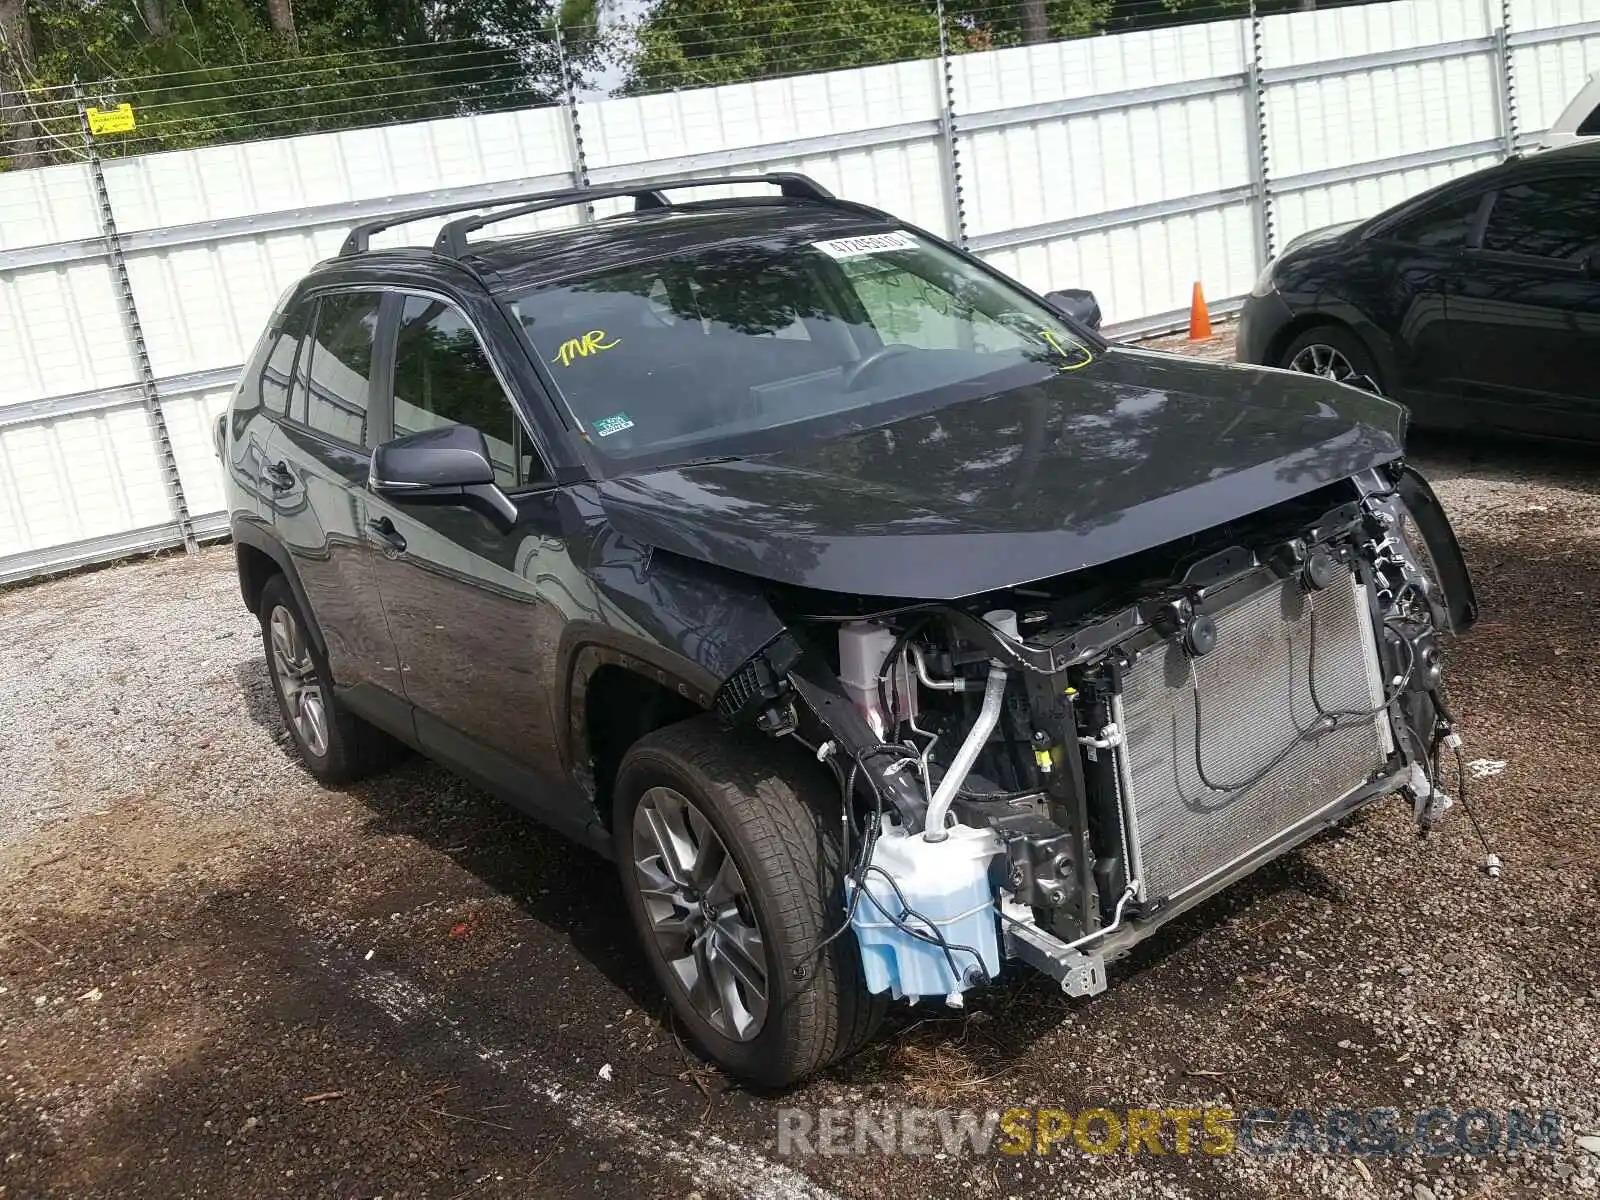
[219,174,1476,1086]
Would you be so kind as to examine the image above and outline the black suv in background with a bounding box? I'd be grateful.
[220,174,1476,1086]
[1238,140,1600,441]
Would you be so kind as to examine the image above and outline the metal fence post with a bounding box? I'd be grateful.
[554,21,594,222]
[935,0,969,249]
[1493,0,1519,157]
[73,82,196,555]
[1245,0,1276,267]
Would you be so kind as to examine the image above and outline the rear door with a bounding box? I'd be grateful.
[262,289,403,699]
[1439,169,1600,438]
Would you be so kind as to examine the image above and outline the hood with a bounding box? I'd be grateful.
[595,348,1406,600]
[1282,219,1363,255]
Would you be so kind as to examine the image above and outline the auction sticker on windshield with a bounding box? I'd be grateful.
[813,231,919,259]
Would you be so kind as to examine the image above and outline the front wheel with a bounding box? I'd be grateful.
[1279,324,1385,394]
[613,715,886,1087]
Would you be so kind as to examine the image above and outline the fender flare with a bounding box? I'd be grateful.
[555,622,720,784]
[230,515,331,662]
[1395,466,1478,633]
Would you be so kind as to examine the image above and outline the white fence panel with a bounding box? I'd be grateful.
[161,385,239,522]
[103,106,577,386]
[579,60,951,236]
[4,0,1600,583]
[101,107,576,231]
[0,160,102,250]
[1259,0,1493,68]
[0,262,137,406]
[1259,0,1504,250]
[1274,153,1503,247]
[1262,55,1500,178]
[980,202,1259,326]
[1511,0,1600,135]
[952,23,1251,311]
[0,407,173,569]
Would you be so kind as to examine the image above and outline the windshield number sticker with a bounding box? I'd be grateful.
[812,231,919,259]
[592,413,635,437]
[552,329,620,368]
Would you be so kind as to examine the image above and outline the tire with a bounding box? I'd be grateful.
[258,574,402,785]
[613,715,887,1087]
[1279,323,1385,394]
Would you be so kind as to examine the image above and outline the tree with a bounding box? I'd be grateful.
[265,0,296,51]
[3,0,607,160]
[1021,0,1048,43]
[1,0,41,169]
[619,0,1109,95]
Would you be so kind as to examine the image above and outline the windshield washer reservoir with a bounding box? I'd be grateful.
[848,822,1002,1005]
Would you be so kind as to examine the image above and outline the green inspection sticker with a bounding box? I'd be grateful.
[593,413,635,437]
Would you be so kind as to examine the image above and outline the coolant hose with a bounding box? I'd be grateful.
[922,662,1009,842]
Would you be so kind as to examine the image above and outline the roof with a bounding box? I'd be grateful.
[468,200,896,293]
[1517,137,1600,166]
[324,172,903,294]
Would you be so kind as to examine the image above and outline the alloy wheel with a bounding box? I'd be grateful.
[632,785,769,1041]
[268,604,329,759]
[1289,342,1365,386]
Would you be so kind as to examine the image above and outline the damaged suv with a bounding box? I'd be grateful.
[219,174,1477,1087]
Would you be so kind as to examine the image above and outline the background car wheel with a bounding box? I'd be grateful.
[1279,324,1385,394]
[614,714,886,1087]
[258,574,403,785]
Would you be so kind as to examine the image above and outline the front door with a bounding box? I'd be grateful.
[363,292,592,833]
[1440,171,1600,439]
[263,290,402,697]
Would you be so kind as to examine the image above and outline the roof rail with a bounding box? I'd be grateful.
[431,172,836,259]
[338,185,592,256]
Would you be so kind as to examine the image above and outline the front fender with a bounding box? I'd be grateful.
[556,529,790,773]
[1396,465,1478,633]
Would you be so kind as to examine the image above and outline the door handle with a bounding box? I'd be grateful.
[366,516,407,553]
[263,460,295,491]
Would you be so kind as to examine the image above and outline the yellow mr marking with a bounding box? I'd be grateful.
[552,329,620,368]
[1040,329,1092,369]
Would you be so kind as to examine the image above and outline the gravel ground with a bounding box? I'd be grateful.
[2,337,1598,1198]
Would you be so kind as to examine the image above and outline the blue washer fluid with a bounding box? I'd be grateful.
[847,822,1003,1005]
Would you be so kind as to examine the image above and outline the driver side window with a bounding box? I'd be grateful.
[391,296,551,491]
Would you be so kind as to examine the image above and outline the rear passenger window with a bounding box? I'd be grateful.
[259,302,312,416]
[300,293,382,446]
[392,296,548,490]
[1481,176,1600,261]
[1386,193,1484,249]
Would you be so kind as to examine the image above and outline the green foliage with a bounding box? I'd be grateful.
[620,0,1112,95]
[7,0,607,158]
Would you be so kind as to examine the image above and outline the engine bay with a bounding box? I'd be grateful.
[715,463,1478,1006]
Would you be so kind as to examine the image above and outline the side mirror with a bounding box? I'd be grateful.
[369,424,517,531]
[1043,288,1103,331]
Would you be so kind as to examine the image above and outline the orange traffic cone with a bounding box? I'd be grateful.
[1187,281,1213,342]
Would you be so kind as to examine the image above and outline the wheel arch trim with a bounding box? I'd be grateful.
[231,515,331,664]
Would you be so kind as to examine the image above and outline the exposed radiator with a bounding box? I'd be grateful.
[1116,572,1392,905]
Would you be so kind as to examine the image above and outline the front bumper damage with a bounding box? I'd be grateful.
[717,463,1477,1003]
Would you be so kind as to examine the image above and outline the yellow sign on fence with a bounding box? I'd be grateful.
[87,104,136,136]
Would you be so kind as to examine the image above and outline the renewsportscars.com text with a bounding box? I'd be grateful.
[776,1106,1563,1158]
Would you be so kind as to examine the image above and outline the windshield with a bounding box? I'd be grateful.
[509,227,1096,463]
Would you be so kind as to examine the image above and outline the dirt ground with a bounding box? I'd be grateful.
[2,332,1598,1199]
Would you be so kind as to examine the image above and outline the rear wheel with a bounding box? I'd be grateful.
[1279,324,1385,394]
[614,715,886,1087]
[258,574,402,784]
